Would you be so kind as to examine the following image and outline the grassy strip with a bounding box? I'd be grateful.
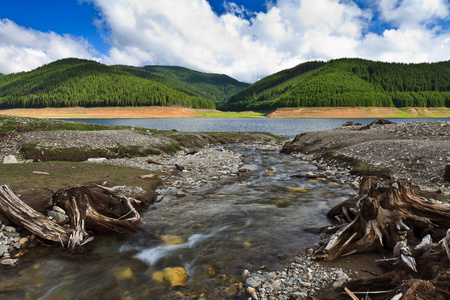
[0,161,161,212]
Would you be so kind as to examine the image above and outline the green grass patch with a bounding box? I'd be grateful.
[0,161,162,212]
[20,143,161,162]
[194,111,266,118]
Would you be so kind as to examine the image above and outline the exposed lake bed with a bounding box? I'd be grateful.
[0,115,449,299]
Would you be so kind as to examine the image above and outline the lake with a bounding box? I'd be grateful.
[61,118,450,139]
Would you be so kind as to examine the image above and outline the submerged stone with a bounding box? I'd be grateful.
[286,187,308,193]
[161,235,186,245]
[151,271,165,283]
[163,267,188,287]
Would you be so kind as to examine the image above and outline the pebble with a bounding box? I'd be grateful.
[242,249,354,299]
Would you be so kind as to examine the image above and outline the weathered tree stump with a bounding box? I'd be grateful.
[313,176,450,261]
[312,176,450,299]
[52,185,141,233]
[0,184,141,251]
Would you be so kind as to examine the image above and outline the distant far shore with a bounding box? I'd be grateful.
[1,106,450,119]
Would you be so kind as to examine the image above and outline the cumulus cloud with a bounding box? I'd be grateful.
[359,0,450,63]
[93,0,373,82]
[1,0,450,82]
[0,19,96,74]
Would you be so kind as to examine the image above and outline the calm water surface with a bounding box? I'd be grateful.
[61,118,450,139]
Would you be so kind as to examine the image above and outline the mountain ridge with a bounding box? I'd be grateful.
[0,58,248,110]
[225,58,450,111]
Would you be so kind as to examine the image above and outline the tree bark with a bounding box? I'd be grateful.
[52,185,141,235]
[0,185,69,245]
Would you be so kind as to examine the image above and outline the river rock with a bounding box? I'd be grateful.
[175,191,186,197]
[163,267,188,287]
[87,157,107,163]
[245,276,261,288]
[47,210,69,225]
[52,206,66,215]
[332,270,351,288]
[3,155,18,164]
[3,226,16,233]
[0,258,18,267]
[0,244,8,256]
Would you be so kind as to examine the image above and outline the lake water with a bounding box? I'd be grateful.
[61,118,450,139]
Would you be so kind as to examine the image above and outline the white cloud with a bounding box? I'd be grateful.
[93,0,373,82]
[379,0,449,28]
[0,19,96,74]
[1,0,450,83]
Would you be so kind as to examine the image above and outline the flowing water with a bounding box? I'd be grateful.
[1,144,357,299]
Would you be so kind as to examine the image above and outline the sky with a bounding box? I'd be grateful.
[0,0,449,83]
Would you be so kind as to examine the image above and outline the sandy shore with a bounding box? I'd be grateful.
[1,106,450,119]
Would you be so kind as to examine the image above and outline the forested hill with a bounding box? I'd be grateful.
[133,65,249,105]
[225,58,450,111]
[0,58,216,109]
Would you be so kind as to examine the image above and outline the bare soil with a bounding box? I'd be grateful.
[0,107,206,119]
[2,106,450,119]
[267,107,450,118]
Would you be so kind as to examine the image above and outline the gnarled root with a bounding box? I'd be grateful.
[313,176,450,261]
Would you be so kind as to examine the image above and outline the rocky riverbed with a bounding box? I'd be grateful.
[0,116,449,299]
[282,120,450,193]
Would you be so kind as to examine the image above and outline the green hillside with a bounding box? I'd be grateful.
[225,58,450,111]
[0,58,215,109]
[136,65,249,106]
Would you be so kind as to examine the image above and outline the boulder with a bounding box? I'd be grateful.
[3,155,18,164]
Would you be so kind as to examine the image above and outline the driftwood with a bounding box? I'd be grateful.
[0,184,141,251]
[312,176,450,299]
[0,185,70,245]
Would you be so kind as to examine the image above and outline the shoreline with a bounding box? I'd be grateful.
[1,106,450,119]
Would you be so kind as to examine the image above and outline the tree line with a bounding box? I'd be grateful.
[224,58,450,111]
[0,58,215,109]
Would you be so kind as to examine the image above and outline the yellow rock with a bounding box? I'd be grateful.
[287,187,308,193]
[266,170,277,174]
[308,179,320,182]
[163,267,188,287]
[243,241,252,249]
[114,267,134,281]
[238,183,247,187]
[152,271,165,283]
[328,182,340,187]
[161,235,186,245]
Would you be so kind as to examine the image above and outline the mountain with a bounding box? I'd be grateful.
[0,58,216,109]
[117,65,249,106]
[225,58,450,111]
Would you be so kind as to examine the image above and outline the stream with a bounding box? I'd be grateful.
[1,144,357,299]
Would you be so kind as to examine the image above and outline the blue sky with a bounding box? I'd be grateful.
[1,0,449,82]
